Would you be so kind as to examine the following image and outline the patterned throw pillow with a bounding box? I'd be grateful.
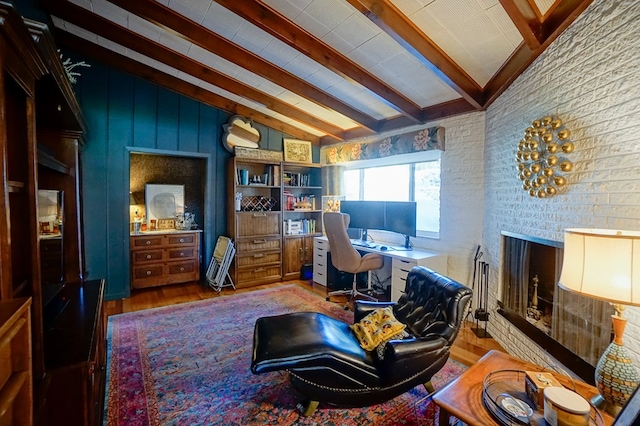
[350,306,406,351]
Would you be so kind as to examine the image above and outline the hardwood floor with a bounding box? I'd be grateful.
[104,279,504,366]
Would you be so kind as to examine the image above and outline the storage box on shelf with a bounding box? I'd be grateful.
[130,231,202,289]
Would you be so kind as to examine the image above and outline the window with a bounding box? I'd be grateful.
[343,153,441,237]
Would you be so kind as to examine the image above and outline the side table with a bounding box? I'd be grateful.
[432,350,613,426]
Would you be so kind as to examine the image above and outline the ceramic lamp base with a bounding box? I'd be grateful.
[594,315,640,417]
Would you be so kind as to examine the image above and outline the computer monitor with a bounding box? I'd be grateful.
[340,200,385,241]
[384,201,417,248]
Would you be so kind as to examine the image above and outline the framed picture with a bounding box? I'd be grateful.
[157,218,175,230]
[145,184,184,225]
[283,138,313,163]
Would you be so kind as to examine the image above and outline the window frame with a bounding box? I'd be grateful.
[342,151,441,239]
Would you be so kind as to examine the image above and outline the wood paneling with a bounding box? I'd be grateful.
[72,57,293,300]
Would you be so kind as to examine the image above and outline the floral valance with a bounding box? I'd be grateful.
[323,126,445,165]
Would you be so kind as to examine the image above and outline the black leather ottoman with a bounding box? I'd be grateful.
[252,311,378,386]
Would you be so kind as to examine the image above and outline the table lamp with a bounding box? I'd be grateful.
[558,228,640,416]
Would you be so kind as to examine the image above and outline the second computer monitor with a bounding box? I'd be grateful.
[384,201,417,237]
[339,200,417,246]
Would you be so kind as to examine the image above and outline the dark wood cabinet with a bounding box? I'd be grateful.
[283,235,314,280]
[0,3,94,425]
[38,280,105,426]
[0,298,33,426]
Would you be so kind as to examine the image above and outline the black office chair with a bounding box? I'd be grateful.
[323,212,384,308]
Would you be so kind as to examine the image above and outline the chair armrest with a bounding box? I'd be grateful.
[380,336,449,385]
[353,301,396,322]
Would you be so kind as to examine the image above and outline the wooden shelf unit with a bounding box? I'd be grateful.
[228,158,323,287]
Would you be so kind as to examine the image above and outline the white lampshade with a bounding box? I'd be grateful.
[558,228,640,306]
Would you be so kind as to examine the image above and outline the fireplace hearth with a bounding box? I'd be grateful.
[498,231,613,385]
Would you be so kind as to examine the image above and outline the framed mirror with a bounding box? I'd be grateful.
[222,115,261,152]
[38,189,64,307]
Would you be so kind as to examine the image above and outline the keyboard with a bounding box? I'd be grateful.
[351,240,373,248]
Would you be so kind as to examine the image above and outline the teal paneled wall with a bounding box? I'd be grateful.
[71,58,297,300]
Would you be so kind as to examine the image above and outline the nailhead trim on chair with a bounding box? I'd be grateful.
[288,355,444,393]
[289,371,377,392]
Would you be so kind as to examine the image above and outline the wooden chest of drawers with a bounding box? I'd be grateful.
[233,212,282,288]
[130,231,201,289]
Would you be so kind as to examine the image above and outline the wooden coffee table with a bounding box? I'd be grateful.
[432,350,613,426]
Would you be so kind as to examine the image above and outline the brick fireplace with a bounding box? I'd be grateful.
[497,231,613,384]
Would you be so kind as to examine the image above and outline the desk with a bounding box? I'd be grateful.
[432,350,613,426]
[312,236,447,301]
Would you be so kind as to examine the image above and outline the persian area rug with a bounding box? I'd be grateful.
[104,284,466,425]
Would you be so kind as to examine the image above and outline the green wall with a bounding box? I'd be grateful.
[72,58,293,300]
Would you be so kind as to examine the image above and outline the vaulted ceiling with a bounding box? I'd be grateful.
[42,0,594,145]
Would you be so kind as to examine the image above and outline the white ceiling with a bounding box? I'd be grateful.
[41,0,588,144]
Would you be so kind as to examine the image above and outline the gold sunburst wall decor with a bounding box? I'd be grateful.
[516,116,574,198]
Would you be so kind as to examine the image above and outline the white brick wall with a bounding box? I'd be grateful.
[407,112,486,286]
[340,111,487,288]
[484,0,640,371]
[324,0,640,377]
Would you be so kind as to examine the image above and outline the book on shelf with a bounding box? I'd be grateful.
[283,171,312,187]
[284,218,316,235]
[283,192,316,211]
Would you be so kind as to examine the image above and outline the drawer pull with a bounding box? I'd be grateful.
[180,267,185,272]
[179,238,185,243]
[146,254,152,259]
[253,253,265,258]
[180,252,185,257]
[400,268,411,273]
[253,239,267,244]
[145,240,151,245]
[146,270,152,276]
[254,267,266,273]
[253,213,267,217]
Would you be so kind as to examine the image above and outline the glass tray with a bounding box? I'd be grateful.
[482,369,604,426]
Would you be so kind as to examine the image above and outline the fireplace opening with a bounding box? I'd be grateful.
[498,231,613,385]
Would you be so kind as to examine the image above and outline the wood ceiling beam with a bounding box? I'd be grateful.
[540,0,595,42]
[346,0,484,110]
[54,31,321,144]
[212,0,423,123]
[484,0,594,108]
[106,0,378,133]
[499,0,543,50]
[320,99,476,146]
[45,0,346,140]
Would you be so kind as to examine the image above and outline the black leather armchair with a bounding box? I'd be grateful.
[251,266,472,415]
